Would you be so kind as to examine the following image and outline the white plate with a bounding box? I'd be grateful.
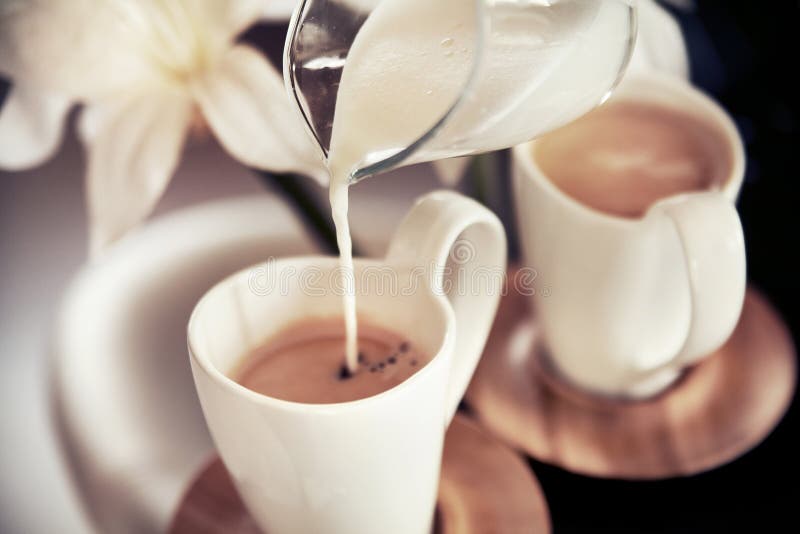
[51,196,318,534]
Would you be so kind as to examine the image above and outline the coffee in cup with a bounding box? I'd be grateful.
[535,100,733,218]
[233,318,429,404]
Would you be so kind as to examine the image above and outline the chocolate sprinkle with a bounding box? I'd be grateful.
[338,365,353,380]
[399,341,410,353]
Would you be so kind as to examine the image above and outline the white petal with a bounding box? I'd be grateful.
[626,0,689,79]
[79,91,193,256]
[262,0,301,21]
[193,44,327,184]
[1,0,165,98]
[0,84,71,170]
[211,0,271,35]
[432,157,473,186]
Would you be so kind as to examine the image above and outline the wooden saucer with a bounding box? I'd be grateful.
[169,415,551,533]
[466,280,797,480]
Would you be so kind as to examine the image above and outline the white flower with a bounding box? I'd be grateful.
[0,0,325,255]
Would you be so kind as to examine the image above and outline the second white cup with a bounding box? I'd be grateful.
[513,73,747,398]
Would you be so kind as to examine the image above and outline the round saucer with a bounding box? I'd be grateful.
[52,195,320,532]
[168,415,551,533]
[466,277,797,480]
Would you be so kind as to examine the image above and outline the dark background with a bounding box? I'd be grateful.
[529,2,800,532]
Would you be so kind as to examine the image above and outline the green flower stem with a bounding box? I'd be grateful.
[469,154,491,207]
[468,151,519,261]
[256,170,362,257]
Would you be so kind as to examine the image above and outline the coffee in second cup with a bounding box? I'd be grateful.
[535,100,734,217]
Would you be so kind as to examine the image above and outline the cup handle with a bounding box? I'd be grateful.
[386,191,507,424]
[652,191,747,369]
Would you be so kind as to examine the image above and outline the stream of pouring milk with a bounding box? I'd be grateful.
[326,0,633,373]
[327,0,476,372]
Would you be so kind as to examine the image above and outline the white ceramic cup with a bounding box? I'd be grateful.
[188,191,506,534]
[512,73,747,399]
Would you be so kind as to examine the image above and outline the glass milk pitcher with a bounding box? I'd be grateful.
[285,0,637,183]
